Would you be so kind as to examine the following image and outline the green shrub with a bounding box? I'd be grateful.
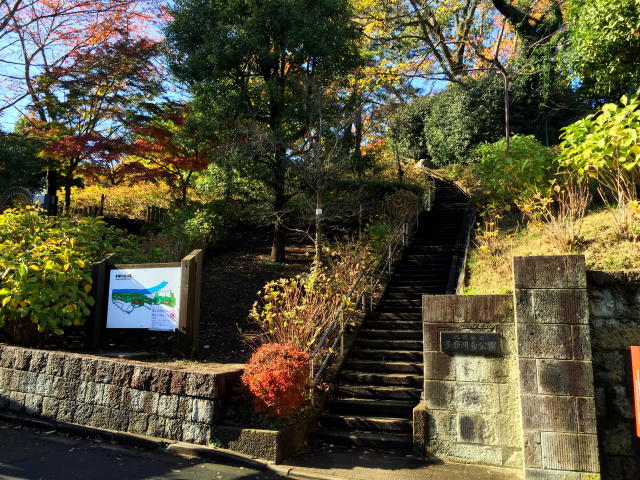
[473,135,556,208]
[559,95,640,237]
[148,202,227,261]
[72,183,172,220]
[389,73,581,167]
[0,206,138,345]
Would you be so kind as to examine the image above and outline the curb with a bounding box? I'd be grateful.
[0,411,346,480]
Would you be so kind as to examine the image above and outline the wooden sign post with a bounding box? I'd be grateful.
[178,249,203,357]
[87,249,203,358]
[632,346,640,437]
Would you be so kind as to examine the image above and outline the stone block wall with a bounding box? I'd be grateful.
[0,344,242,445]
[513,256,600,480]
[419,256,640,479]
[417,294,523,468]
[587,270,640,480]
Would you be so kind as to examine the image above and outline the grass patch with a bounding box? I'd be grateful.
[464,208,640,294]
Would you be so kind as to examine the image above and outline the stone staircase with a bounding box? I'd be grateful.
[314,178,469,451]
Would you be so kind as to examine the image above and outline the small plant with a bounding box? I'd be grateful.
[241,343,311,418]
[559,95,640,239]
[519,174,592,251]
[148,202,226,260]
[364,223,390,251]
[475,203,505,257]
[474,135,555,209]
[0,206,138,345]
[248,272,351,352]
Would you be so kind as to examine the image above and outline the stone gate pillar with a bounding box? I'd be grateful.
[513,255,601,479]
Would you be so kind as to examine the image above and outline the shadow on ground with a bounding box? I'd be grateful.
[284,444,523,480]
[0,421,281,480]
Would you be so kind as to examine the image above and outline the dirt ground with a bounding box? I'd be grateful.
[196,227,312,363]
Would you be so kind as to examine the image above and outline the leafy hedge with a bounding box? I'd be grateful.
[0,206,139,345]
[473,135,556,208]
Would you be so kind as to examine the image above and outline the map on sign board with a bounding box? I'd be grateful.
[106,267,181,331]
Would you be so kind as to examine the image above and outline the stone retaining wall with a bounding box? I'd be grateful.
[0,344,242,445]
[513,256,600,479]
[588,270,640,480]
[416,294,522,468]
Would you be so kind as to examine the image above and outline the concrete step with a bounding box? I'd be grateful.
[370,311,422,318]
[401,253,453,260]
[387,280,446,289]
[379,298,422,307]
[382,291,425,298]
[354,338,422,350]
[334,385,422,401]
[318,414,413,433]
[324,398,417,417]
[358,329,422,339]
[338,371,423,387]
[377,306,422,313]
[349,349,423,361]
[315,428,412,451]
[343,359,424,374]
[385,286,440,294]
[363,320,423,330]
[394,267,451,273]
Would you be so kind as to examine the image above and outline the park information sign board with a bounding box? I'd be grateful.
[106,266,181,331]
[632,346,640,437]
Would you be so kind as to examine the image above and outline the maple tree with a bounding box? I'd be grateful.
[126,104,213,206]
[22,36,161,213]
[0,0,165,118]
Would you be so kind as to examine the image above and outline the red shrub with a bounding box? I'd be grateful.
[241,343,311,418]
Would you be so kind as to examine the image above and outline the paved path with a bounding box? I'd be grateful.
[0,419,523,480]
[282,445,524,480]
[0,421,279,480]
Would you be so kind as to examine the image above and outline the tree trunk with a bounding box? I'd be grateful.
[270,148,287,263]
[354,107,365,239]
[394,145,404,182]
[44,168,58,216]
[64,183,71,215]
[181,181,188,207]
[314,188,323,265]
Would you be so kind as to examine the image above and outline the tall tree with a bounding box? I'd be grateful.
[0,0,163,118]
[352,0,517,84]
[167,0,361,262]
[0,130,44,192]
[491,0,563,48]
[23,36,161,212]
[566,0,640,101]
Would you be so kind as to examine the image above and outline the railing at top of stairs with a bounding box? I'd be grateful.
[310,179,435,386]
[446,202,476,294]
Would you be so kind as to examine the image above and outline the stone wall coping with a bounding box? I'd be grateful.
[587,269,640,287]
[513,255,586,289]
[0,343,243,399]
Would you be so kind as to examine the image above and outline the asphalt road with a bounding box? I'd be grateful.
[0,421,281,480]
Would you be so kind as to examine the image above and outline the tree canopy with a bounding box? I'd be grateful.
[167,0,362,261]
[566,0,640,101]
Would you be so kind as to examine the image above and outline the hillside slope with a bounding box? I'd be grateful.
[464,208,640,294]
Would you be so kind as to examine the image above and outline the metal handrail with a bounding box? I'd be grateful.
[446,203,476,294]
[310,190,431,384]
[455,210,477,294]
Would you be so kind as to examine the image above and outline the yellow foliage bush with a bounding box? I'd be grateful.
[72,183,172,219]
